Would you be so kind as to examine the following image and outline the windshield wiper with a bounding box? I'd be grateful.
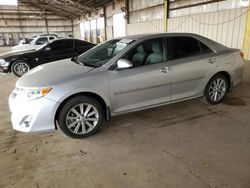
[80,61,99,68]
[71,58,99,68]
[71,58,84,65]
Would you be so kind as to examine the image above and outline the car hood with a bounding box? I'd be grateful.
[16,59,95,88]
[0,49,35,59]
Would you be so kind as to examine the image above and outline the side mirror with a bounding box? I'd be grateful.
[116,59,133,69]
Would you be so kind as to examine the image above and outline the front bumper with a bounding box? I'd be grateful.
[9,92,60,133]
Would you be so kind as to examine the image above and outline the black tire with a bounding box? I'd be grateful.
[58,96,104,139]
[203,73,228,105]
[11,60,32,77]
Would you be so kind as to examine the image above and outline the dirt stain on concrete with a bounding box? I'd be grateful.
[224,97,246,106]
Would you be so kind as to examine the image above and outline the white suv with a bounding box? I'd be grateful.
[12,35,57,52]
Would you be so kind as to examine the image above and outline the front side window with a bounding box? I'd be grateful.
[76,39,133,67]
[123,38,165,67]
[168,37,212,60]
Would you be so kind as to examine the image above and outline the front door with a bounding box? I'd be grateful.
[108,38,172,113]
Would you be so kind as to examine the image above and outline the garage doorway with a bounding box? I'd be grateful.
[113,12,126,38]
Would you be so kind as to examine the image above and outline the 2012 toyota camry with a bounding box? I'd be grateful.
[9,33,244,138]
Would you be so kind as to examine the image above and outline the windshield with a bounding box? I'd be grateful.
[76,39,133,67]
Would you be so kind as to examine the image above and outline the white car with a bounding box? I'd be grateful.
[12,35,57,52]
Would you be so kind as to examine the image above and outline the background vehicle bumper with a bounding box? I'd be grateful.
[0,65,9,73]
[9,94,60,133]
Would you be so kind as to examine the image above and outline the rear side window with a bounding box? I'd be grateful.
[74,40,93,48]
[200,42,212,54]
[168,37,212,60]
[49,37,55,41]
[50,40,73,50]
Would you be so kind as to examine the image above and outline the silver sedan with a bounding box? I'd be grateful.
[9,33,244,138]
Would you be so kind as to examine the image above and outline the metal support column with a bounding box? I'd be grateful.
[164,0,169,32]
[243,3,250,59]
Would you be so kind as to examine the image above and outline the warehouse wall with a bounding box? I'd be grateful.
[73,0,125,43]
[167,7,248,50]
[127,19,164,35]
[127,0,164,35]
[72,0,249,59]
[0,4,73,45]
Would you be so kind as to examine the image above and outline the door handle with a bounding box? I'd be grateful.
[160,66,170,73]
[208,57,216,64]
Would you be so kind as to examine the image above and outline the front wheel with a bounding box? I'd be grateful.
[11,60,31,77]
[203,74,228,105]
[58,96,104,139]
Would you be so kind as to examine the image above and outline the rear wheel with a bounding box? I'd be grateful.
[203,74,228,105]
[58,96,104,139]
[11,60,31,77]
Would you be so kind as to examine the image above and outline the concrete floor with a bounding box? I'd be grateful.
[0,47,250,188]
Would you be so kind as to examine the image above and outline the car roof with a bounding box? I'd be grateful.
[48,38,95,44]
[117,32,228,53]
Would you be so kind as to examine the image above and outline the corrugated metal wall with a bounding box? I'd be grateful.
[167,7,248,51]
[127,19,164,35]
[127,0,164,35]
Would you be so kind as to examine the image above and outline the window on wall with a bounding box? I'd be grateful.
[169,0,250,18]
[80,22,85,39]
[90,20,97,43]
[113,13,126,38]
[90,20,97,31]
[84,21,90,41]
[97,18,105,43]
[0,0,17,5]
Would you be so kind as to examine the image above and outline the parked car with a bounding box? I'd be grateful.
[12,34,58,52]
[18,37,35,45]
[9,33,244,138]
[0,38,95,76]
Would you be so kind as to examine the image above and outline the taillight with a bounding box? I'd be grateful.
[240,51,244,59]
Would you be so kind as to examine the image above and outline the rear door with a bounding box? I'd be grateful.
[168,36,217,100]
[108,38,172,113]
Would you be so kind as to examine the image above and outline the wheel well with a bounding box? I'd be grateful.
[54,92,109,130]
[211,71,232,92]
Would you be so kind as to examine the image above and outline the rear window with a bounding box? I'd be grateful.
[74,40,93,48]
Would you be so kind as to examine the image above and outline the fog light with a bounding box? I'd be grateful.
[19,115,33,128]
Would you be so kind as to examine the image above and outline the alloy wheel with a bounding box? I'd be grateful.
[66,103,99,135]
[13,62,30,76]
[208,78,226,102]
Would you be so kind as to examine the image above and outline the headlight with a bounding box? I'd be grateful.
[14,87,52,100]
[0,59,9,67]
